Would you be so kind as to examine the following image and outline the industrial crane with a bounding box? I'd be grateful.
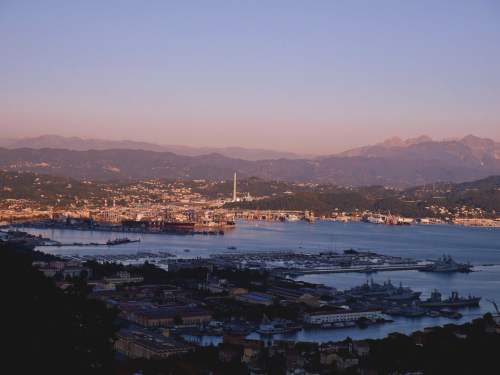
[486,299,500,324]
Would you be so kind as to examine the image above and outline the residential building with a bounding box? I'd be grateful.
[335,352,358,370]
[352,340,370,356]
[104,271,143,285]
[219,348,238,362]
[62,266,92,279]
[320,350,336,365]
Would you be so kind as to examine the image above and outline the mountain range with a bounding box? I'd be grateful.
[0,134,499,187]
[0,135,314,161]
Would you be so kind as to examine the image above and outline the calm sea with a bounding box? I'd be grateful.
[28,220,500,344]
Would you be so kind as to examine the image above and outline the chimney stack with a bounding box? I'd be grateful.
[233,173,237,201]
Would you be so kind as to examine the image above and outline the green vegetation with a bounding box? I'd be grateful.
[227,187,500,217]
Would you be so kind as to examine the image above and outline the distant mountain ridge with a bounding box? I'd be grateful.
[1,144,499,187]
[0,135,315,161]
[331,135,500,159]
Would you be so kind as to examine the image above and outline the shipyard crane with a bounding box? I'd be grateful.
[486,299,500,315]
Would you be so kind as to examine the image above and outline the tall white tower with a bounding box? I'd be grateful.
[233,173,237,201]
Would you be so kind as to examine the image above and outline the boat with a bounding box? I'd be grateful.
[381,282,422,301]
[366,214,385,224]
[227,246,237,250]
[256,314,293,334]
[184,249,190,252]
[350,278,397,297]
[420,254,473,273]
[420,289,481,307]
[219,230,224,235]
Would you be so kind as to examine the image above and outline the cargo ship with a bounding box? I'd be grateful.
[121,220,196,230]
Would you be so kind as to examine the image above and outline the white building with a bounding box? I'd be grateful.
[303,308,381,324]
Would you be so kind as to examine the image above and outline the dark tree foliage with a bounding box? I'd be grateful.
[3,244,120,374]
[359,324,500,375]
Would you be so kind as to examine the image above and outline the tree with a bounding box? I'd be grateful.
[80,269,89,279]
[3,244,120,374]
[483,312,494,324]
[173,315,184,326]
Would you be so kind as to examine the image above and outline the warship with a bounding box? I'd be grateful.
[420,289,481,307]
[420,254,473,273]
[350,279,421,300]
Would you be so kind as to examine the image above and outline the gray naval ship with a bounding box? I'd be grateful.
[420,289,481,307]
[350,278,421,300]
[420,254,473,273]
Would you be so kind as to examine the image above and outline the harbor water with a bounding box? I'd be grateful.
[27,220,500,344]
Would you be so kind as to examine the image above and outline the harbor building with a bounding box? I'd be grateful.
[235,293,274,306]
[303,308,381,324]
[267,286,320,307]
[114,329,192,359]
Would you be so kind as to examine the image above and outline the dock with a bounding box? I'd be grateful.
[280,265,426,275]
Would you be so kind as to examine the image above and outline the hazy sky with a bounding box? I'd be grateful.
[1,1,499,154]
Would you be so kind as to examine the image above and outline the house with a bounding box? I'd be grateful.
[352,340,370,356]
[320,350,335,365]
[412,331,426,345]
[242,343,261,363]
[219,348,238,362]
[335,353,358,370]
[286,354,305,366]
[486,324,500,334]
[274,339,295,348]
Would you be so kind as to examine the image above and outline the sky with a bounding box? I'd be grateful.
[1,1,499,154]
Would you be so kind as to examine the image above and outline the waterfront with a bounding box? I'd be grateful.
[27,220,500,343]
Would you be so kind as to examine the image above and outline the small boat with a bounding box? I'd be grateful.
[184,249,190,252]
[227,246,237,250]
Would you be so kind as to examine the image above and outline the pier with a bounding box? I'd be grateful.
[283,264,426,275]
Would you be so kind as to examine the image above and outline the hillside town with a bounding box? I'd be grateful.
[11,242,500,375]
